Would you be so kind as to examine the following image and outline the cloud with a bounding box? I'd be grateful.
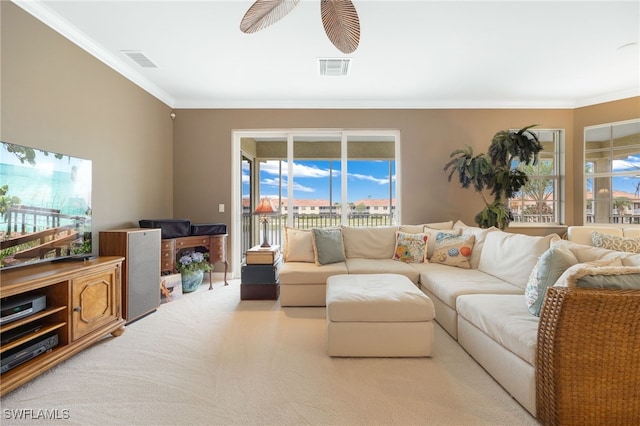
[613,156,640,172]
[348,172,389,185]
[261,160,338,178]
[261,177,315,193]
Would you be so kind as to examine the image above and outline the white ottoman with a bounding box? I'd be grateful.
[326,274,436,357]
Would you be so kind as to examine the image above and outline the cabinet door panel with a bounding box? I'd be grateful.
[71,270,118,340]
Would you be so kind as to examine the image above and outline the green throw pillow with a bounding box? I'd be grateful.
[311,228,345,265]
[525,246,578,317]
[577,273,640,289]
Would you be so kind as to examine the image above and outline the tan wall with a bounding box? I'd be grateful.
[1,2,173,251]
[173,109,574,229]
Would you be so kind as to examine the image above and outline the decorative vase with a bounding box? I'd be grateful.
[181,270,204,293]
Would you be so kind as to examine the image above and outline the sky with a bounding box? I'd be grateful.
[243,154,640,202]
[243,159,396,202]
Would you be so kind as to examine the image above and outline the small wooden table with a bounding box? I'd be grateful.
[161,234,228,289]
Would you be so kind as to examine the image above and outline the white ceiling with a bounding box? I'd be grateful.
[15,0,640,109]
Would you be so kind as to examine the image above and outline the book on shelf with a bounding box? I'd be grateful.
[245,245,281,265]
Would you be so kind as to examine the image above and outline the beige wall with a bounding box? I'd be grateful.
[1,2,174,251]
[3,2,638,271]
[173,109,575,231]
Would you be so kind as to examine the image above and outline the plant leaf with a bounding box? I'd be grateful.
[240,0,301,34]
[321,0,360,54]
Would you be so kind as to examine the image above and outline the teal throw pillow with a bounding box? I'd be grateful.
[311,228,345,265]
[525,246,578,316]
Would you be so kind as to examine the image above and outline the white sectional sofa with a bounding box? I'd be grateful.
[278,221,640,424]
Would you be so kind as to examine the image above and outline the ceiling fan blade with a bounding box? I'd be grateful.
[240,0,301,34]
[321,0,360,54]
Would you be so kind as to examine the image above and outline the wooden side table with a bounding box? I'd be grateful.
[161,234,228,289]
[208,234,229,289]
[241,255,281,300]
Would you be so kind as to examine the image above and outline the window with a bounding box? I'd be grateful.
[237,130,399,256]
[584,119,640,224]
[509,129,564,224]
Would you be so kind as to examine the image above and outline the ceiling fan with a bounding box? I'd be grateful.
[240,0,361,54]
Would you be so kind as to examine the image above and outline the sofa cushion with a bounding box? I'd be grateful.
[524,246,578,317]
[551,239,629,263]
[399,221,454,233]
[566,226,624,246]
[453,221,499,269]
[478,231,560,289]
[592,231,640,253]
[311,228,345,265]
[392,231,428,263]
[456,294,539,365]
[430,233,475,269]
[326,274,435,322]
[340,226,397,259]
[416,263,522,308]
[623,254,640,266]
[345,258,420,284]
[624,227,640,238]
[279,261,348,285]
[284,227,315,262]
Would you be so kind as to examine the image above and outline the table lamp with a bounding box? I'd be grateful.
[253,197,276,248]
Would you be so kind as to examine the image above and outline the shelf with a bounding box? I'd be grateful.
[0,322,67,354]
[0,257,125,396]
[0,306,67,334]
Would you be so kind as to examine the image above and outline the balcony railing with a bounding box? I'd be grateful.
[241,213,393,258]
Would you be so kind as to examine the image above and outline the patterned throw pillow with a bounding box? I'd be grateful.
[392,231,428,263]
[524,246,578,317]
[430,233,475,269]
[592,231,640,253]
[423,228,461,259]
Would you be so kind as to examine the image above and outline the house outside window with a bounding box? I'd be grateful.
[509,129,564,224]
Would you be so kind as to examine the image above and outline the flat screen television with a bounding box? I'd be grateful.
[0,141,93,269]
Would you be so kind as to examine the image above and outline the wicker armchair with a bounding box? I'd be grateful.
[536,287,640,425]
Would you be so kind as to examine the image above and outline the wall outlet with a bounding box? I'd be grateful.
[218,203,224,213]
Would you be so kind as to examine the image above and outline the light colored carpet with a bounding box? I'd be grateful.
[1,279,538,426]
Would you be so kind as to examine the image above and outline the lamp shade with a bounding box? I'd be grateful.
[253,197,275,215]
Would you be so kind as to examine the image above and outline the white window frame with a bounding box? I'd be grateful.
[508,129,565,226]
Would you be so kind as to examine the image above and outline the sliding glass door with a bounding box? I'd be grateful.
[234,130,399,276]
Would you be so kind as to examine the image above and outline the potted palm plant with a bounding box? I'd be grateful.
[444,125,543,230]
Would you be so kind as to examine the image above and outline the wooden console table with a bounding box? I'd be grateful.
[0,257,125,396]
[161,234,228,289]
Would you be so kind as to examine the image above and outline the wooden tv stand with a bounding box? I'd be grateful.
[0,257,125,396]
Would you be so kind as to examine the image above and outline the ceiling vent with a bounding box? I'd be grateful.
[121,50,158,68]
[319,58,350,76]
